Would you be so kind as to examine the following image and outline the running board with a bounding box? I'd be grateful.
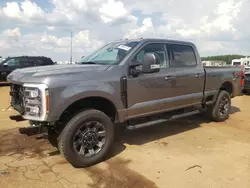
[168,110,200,121]
[126,110,200,130]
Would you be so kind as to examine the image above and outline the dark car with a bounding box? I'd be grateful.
[0,56,54,82]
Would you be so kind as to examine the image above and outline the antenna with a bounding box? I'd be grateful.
[70,31,73,64]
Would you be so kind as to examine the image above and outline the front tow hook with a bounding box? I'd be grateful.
[19,125,49,139]
[19,126,40,136]
[9,115,26,122]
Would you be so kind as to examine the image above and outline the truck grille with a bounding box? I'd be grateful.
[10,84,25,114]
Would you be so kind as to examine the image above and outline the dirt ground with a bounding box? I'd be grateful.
[0,86,250,188]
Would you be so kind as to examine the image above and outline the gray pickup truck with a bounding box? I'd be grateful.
[7,38,244,167]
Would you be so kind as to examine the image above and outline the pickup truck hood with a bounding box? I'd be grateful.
[7,64,110,84]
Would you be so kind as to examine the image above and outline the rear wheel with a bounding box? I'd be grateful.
[58,109,114,167]
[206,90,231,122]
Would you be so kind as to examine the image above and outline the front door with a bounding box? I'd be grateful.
[126,43,170,119]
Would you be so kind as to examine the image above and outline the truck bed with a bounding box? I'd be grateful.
[204,66,243,98]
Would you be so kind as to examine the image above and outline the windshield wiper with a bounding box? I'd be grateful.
[80,61,109,65]
[80,61,97,64]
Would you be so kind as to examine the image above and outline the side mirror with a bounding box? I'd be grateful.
[142,52,161,73]
[3,63,8,68]
[128,61,142,77]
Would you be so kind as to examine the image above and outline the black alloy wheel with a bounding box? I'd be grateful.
[58,109,114,167]
[218,95,230,117]
[73,121,106,157]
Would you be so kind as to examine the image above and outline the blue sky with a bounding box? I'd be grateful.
[0,0,249,61]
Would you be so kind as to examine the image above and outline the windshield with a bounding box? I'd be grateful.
[79,41,139,65]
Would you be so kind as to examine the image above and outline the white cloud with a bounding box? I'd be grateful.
[0,27,103,61]
[0,0,249,60]
[21,0,44,19]
[3,27,21,38]
[99,0,128,23]
[2,0,46,23]
[3,2,21,19]
[47,26,55,31]
[124,18,154,38]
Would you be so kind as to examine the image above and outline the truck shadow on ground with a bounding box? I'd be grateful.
[0,106,241,188]
[107,105,241,158]
[0,129,157,188]
[0,106,241,162]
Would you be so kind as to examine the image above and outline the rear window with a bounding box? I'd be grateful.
[36,58,53,65]
[169,44,197,67]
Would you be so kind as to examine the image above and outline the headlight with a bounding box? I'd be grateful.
[24,88,39,98]
[22,83,49,121]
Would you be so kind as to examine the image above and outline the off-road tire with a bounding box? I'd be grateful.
[58,109,114,167]
[206,90,231,122]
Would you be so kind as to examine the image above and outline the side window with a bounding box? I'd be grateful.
[133,43,168,68]
[169,44,197,67]
[21,59,35,67]
[32,58,53,66]
[36,59,43,66]
[5,58,20,67]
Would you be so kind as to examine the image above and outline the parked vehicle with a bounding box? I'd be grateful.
[7,38,244,167]
[0,56,55,82]
[244,72,250,93]
[232,57,250,73]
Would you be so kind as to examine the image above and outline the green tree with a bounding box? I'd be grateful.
[201,55,248,64]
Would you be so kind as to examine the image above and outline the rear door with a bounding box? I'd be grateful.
[20,58,37,68]
[164,43,205,108]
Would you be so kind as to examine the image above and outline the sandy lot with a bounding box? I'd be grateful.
[0,86,250,188]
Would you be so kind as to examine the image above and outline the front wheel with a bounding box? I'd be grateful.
[206,90,231,122]
[58,109,114,167]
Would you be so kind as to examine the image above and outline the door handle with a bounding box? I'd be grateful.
[165,75,175,80]
[195,73,201,78]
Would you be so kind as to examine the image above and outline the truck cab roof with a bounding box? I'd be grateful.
[118,38,195,46]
